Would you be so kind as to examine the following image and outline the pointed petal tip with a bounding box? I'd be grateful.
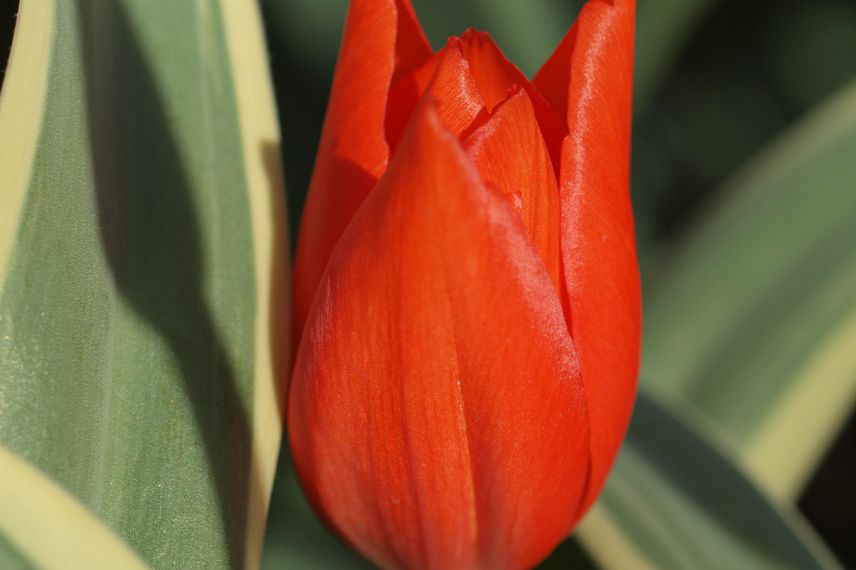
[293,0,436,340]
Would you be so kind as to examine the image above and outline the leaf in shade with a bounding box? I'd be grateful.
[574,390,841,570]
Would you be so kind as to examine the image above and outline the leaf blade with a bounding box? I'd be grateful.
[575,391,840,570]
[0,0,287,567]
[643,79,856,498]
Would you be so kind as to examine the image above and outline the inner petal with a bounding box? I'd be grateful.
[458,29,568,170]
[385,35,563,294]
[422,45,489,139]
[386,31,567,173]
[463,88,562,294]
[458,29,516,112]
[386,43,489,154]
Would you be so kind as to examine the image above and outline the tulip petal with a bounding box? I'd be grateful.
[457,29,515,112]
[463,88,562,294]
[387,43,488,153]
[386,51,442,152]
[387,31,567,168]
[458,29,567,169]
[289,103,590,570]
[293,0,432,337]
[534,0,641,518]
[422,45,488,139]
[391,0,432,78]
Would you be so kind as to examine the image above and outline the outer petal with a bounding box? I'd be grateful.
[289,103,590,570]
[463,88,562,293]
[534,0,640,517]
[293,0,432,337]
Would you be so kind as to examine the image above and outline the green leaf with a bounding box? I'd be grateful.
[0,536,31,570]
[643,79,856,498]
[575,391,840,570]
[0,0,288,568]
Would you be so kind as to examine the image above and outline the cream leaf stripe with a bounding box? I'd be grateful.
[0,0,53,285]
[0,443,148,569]
[219,0,290,568]
[744,299,856,500]
[577,504,655,570]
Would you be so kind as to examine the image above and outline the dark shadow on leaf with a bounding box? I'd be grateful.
[622,393,835,568]
[76,2,262,566]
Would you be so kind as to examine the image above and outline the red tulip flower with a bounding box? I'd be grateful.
[289,0,640,568]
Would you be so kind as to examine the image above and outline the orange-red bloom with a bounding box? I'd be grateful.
[289,1,640,568]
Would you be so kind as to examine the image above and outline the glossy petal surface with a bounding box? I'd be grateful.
[535,0,641,516]
[289,105,590,570]
[293,0,431,336]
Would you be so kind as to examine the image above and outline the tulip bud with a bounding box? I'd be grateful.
[290,1,639,568]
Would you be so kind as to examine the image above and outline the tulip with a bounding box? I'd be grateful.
[289,0,640,568]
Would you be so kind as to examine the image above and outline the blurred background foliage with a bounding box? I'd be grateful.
[257,0,856,567]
